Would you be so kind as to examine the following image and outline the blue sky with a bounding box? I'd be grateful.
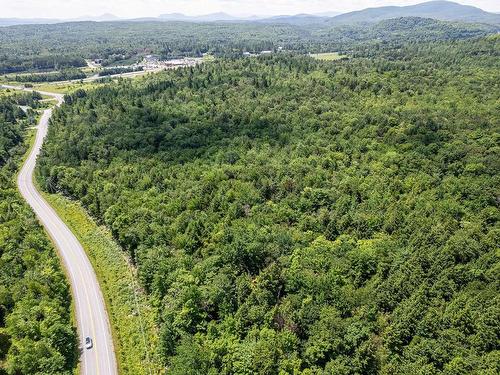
[1,0,499,19]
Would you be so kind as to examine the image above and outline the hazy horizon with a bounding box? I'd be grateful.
[1,0,499,20]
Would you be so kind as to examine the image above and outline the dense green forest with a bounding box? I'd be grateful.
[0,17,496,73]
[37,35,500,374]
[0,55,86,75]
[0,92,78,374]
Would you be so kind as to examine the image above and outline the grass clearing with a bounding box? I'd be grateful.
[310,52,347,61]
[33,81,102,94]
[203,54,216,62]
[1,80,99,94]
[0,86,27,97]
[0,88,14,97]
[41,193,163,375]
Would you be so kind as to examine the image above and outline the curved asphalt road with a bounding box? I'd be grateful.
[8,85,118,375]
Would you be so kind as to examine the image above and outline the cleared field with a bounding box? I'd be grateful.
[310,52,347,61]
[0,87,16,97]
[32,81,102,94]
[0,81,98,94]
[203,54,216,62]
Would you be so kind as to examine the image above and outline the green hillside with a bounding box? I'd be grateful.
[0,16,496,74]
[328,1,500,26]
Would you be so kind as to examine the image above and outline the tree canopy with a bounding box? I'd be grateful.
[36,35,500,374]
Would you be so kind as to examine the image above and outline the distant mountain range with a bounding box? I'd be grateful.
[71,13,121,22]
[0,13,120,26]
[1,1,499,27]
[327,1,500,26]
[158,12,245,22]
[0,18,60,26]
[256,14,332,26]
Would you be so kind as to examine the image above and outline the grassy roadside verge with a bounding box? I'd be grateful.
[40,192,163,375]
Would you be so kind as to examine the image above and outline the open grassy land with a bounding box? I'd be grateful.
[33,81,102,94]
[0,86,24,97]
[309,52,347,61]
[202,54,216,62]
[40,192,162,374]
[0,80,100,94]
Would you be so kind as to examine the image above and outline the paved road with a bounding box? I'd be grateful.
[11,85,118,375]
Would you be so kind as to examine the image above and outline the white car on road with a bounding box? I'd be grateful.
[85,337,93,350]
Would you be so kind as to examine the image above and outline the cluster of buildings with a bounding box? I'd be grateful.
[243,47,284,57]
[88,48,281,73]
[141,55,203,70]
[88,55,203,73]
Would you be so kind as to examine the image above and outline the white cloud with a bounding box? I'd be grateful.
[0,0,498,19]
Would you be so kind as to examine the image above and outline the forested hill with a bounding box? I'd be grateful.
[0,92,78,373]
[0,16,496,73]
[327,1,500,26]
[37,36,499,374]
